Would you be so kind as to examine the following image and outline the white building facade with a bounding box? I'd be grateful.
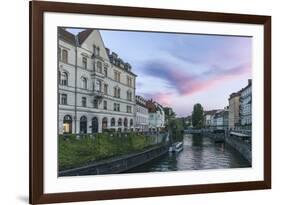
[240,79,252,128]
[146,100,165,131]
[135,96,149,131]
[58,28,137,134]
[212,109,229,130]
[203,110,217,128]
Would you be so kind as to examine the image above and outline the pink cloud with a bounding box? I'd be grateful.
[143,61,251,96]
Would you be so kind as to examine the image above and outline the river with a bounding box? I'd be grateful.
[126,134,251,173]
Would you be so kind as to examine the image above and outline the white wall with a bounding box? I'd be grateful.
[0,0,280,205]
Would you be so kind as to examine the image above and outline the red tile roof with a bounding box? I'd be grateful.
[77,29,94,45]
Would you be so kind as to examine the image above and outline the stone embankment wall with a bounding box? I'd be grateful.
[225,135,252,163]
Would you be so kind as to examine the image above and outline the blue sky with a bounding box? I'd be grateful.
[66,28,252,117]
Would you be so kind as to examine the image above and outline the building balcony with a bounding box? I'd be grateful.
[91,72,105,79]
[91,90,104,99]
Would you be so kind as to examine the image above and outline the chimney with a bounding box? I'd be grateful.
[248,79,252,85]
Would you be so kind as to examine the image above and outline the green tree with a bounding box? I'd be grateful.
[192,103,204,128]
[163,107,176,128]
[168,118,184,142]
[164,107,176,119]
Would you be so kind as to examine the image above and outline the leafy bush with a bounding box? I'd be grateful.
[58,132,161,171]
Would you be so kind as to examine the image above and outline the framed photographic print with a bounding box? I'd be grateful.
[29,0,271,204]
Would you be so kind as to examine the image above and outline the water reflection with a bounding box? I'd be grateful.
[126,134,251,173]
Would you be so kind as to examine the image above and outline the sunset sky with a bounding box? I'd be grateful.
[67,28,252,117]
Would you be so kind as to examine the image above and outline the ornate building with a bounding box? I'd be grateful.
[58,28,137,134]
[240,79,252,128]
[228,91,241,129]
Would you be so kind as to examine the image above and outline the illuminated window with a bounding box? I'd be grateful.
[63,115,72,134]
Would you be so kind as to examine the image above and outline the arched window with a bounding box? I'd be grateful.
[81,77,87,89]
[63,115,72,134]
[91,117,98,133]
[124,118,128,127]
[62,49,68,63]
[111,118,115,127]
[130,119,133,127]
[60,72,68,86]
[102,117,108,130]
[80,116,87,134]
[118,118,122,126]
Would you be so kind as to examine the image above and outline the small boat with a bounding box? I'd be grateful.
[169,142,183,153]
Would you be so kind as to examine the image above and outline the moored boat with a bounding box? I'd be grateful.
[169,142,183,153]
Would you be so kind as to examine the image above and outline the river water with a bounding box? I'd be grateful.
[126,134,251,173]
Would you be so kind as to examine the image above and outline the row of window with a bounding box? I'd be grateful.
[241,104,251,114]
[59,94,133,113]
[241,117,252,125]
[136,105,148,114]
[241,87,251,97]
[59,47,134,88]
[136,116,148,124]
[59,72,133,101]
[63,114,134,134]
